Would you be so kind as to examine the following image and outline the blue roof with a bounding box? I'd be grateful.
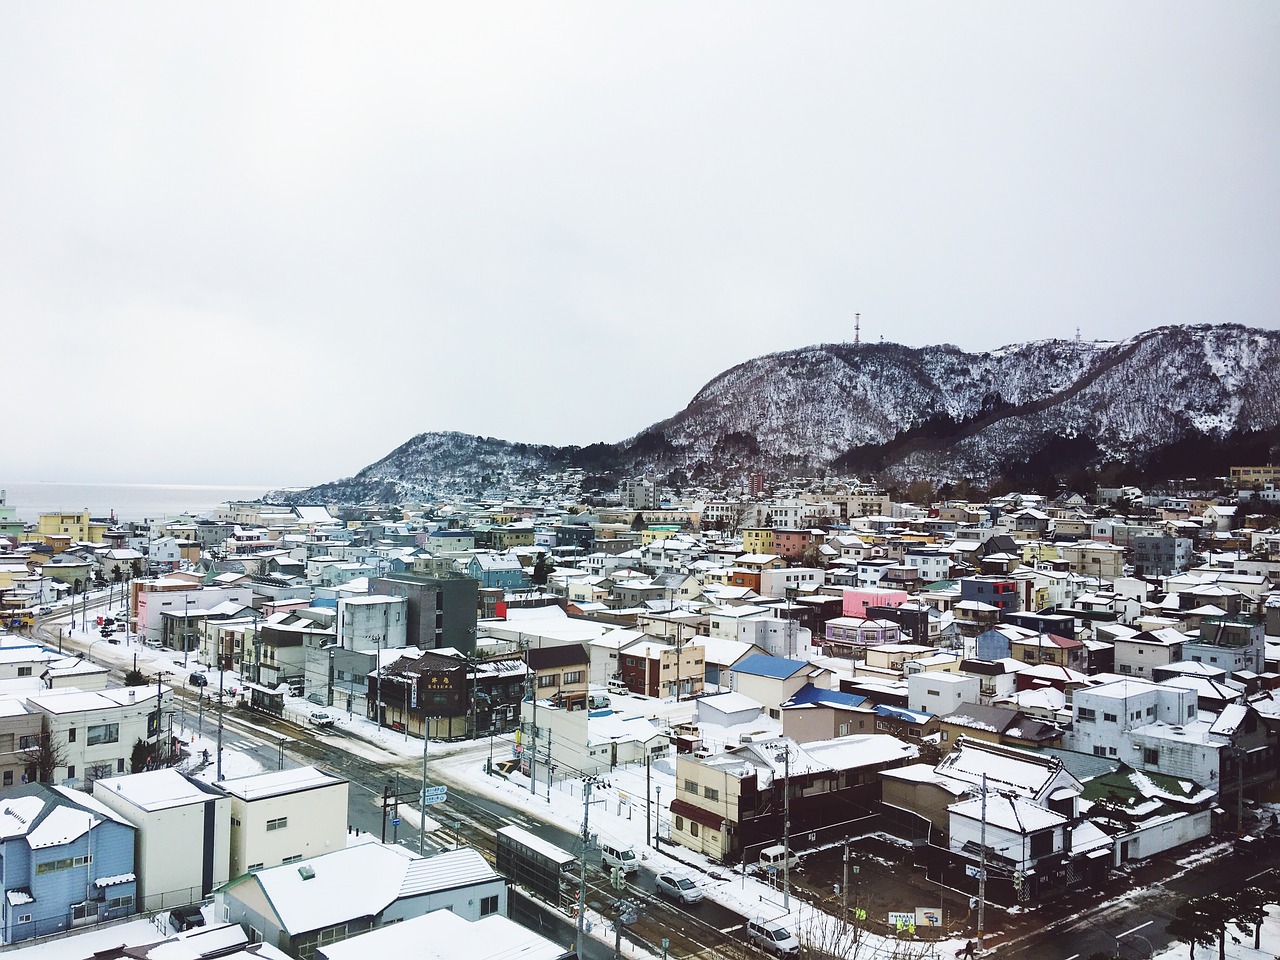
[875,704,934,724]
[731,654,811,680]
[781,683,867,710]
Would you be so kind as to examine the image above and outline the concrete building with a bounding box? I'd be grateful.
[214,766,348,879]
[92,768,231,911]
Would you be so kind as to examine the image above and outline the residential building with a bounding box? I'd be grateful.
[214,766,348,879]
[316,909,573,960]
[92,768,231,911]
[526,644,590,711]
[217,844,505,960]
[25,685,171,787]
[669,734,915,861]
[0,784,137,942]
[1112,627,1185,679]
[371,571,480,653]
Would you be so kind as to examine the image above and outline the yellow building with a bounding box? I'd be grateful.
[638,527,680,546]
[1231,465,1280,489]
[35,510,107,544]
[741,527,774,555]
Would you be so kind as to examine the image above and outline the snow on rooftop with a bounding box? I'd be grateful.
[216,765,343,801]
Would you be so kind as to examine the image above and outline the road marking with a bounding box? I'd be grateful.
[1118,920,1154,938]
[1064,954,1079,960]
[719,924,743,933]
[1247,867,1275,882]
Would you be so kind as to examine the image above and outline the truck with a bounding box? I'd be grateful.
[495,825,579,909]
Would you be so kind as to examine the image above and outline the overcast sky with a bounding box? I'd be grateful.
[2,3,1277,488]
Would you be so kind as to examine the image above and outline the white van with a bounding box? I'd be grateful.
[601,842,638,874]
[758,845,798,872]
[607,678,630,695]
[747,917,800,957]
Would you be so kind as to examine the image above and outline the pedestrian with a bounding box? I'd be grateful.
[964,940,976,958]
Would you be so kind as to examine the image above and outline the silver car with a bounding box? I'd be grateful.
[655,871,703,904]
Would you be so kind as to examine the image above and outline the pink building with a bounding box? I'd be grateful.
[842,586,911,618]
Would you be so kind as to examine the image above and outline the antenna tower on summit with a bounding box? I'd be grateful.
[854,312,860,344]
[1075,326,1081,342]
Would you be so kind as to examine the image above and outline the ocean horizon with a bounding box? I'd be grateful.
[0,480,289,524]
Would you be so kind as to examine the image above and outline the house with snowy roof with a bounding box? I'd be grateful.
[217,843,506,959]
[0,783,138,943]
[779,685,876,743]
[936,702,1064,753]
[728,654,833,719]
[669,732,915,862]
[316,907,572,960]
[1066,679,1276,806]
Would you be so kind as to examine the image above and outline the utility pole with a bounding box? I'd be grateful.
[216,664,225,781]
[842,841,849,922]
[576,777,602,952]
[977,773,988,949]
[783,745,792,910]
[645,755,652,847]
[419,719,429,853]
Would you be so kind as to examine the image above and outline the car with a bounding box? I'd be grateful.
[655,871,703,904]
[102,617,115,627]
[188,672,208,687]
[309,711,335,729]
[746,918,800,957]
[99,628,113,638]
[37,606,53,616]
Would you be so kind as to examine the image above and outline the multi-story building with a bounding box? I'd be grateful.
[25,684,171,787]
[92,768,231,911]
[0,785,138,942]
[214,766,348,879]
[372,571,479,654]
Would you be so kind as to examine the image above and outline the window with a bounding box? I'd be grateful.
[538,675,557,688]
[690,822,699,837]
[1077,708,1096,721]
[1143,748,1159,766]
[266,817,288,832]
[68,728,77,743]
[87,723,119,746]
[67,765,75,779]
[17,666,30,677]
[19,735,38,750]
[282,854,303,864]
[703,786,719,801]
[926,689,940,697]
[1,770,8,786]
[1093,746,1107,757]
[563,671,583,685]
[675,815,684,831]
[248,863,264,872]
[685,779,698,794]
[481,895,499,916]
[1103,713,1117,723]
[117,759,125,773]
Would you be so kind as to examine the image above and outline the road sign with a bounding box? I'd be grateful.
[392,817,401,827]
[423,794,448,806]
[965,864,986,880]
[422,785,448,802]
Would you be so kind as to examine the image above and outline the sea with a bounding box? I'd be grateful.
[0,480,283,524]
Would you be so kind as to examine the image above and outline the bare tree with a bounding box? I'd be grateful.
[20,731,67,784]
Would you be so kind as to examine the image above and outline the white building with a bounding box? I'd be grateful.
[93,768,231,910]
[25,685,171,788]
[907,671,979,717]
[214,766,348,878]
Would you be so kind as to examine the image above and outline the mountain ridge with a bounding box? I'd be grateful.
[272,323,1280,504]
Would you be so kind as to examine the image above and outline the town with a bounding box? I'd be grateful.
[1,468,1280,960]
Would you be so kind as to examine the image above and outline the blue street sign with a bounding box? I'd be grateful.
[392,817,401,827]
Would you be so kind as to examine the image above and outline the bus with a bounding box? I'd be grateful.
[2,610,34,630]
[495,825,579,909]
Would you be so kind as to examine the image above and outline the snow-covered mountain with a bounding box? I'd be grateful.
[274,324,1280,503]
